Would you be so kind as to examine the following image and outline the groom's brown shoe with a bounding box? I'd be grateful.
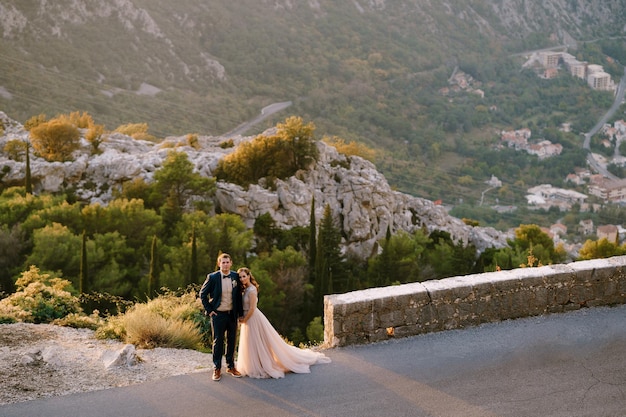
[212,368,221,381]
[226,367,242,378]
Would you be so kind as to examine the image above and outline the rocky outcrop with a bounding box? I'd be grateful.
[0,112,509,259]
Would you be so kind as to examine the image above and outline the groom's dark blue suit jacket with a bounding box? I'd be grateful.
[199,270,243,317]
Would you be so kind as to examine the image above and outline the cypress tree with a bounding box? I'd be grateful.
[308,196,316,283]
[79,229,87,294]
[313,204,343,316]
[190,225,198,286]
[25,142,32,194]
[148,235,158,297]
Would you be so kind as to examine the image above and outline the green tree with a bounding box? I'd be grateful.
[314,204,344,315]
[81,198,162,255]
[0,188,65,228]
[251,247,309,336]
[368,229,430,286]
[147,235,158,297]
[308,197,317,284]
[164,212,253,289]
[21,200,84,237]
[425,230,477,279]
[275,116,319,172]
[25,141,32,194]
[253,212,279,254]
[152,151,215,229]
[0,225,24,293]
[25,223,81,285]
[510,224,566,265]
[88,232,136,297]
[189,225,198,286]
[79,229,88,293]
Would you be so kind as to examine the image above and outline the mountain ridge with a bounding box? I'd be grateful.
[1,0,625,205]
[0,111,509,259]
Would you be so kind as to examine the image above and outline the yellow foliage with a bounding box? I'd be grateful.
[24,114,47,131]
[457,175,474,185]
[186,133,199,149]
[119,293,203,349]
[30,119,80,161]
[3,139,27,161]
[115,123,148,136]
[85,123,105,151]
[132,132,158,142]
[218,117,319,186]
[323,135,377,162]
[55,111,94,129]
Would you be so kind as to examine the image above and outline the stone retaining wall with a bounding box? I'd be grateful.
[323,256,626,347]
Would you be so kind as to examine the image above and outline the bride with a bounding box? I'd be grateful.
[236,267,331,379]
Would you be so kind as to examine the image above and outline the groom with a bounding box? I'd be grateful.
[199,253,244,381]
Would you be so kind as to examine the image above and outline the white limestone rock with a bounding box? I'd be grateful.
[0,111,508,259]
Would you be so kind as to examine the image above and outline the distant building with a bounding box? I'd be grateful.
[579,219,594,235]
[527,140,563,159]
[486,175,502,188]
[537,52,613,91]
[539,51,561,68]
[588,71,612,90]
[550,223,568,243]
[588,178,626,202]
[526,184,587,211]
[597,224,619,243]
[500,128,531,150]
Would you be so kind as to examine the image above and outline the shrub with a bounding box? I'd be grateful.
[216,117,319,187]
[3,139,27,161]
[55,111,94,129]
[306,316,324,344]
[53,310,102,330]
[0,265,83,323]
[114,123,157,142]
[85,123,105,153]
[24,114,47,131]
[323,135,378,162]
[186,133,199,149]
[30,119,80,161]
[96,289,205,349]
[219,138,234,148]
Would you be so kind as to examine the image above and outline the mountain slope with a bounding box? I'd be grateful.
[1,0,625,204]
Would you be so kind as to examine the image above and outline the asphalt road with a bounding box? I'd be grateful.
[2,304,625,417]
[222,101,293,137]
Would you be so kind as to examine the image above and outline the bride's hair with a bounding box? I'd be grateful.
[237,267,259,293]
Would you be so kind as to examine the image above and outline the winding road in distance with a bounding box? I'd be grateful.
[582,66,626,180]
[222,101,293,137]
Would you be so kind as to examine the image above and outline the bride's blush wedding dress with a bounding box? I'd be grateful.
[237,286,331,379]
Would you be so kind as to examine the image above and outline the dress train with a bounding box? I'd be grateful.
[237,306,330,379]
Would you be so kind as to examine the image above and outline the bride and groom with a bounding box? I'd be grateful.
[199,253,330,380]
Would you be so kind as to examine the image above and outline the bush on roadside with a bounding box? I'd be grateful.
[95,289,206,350]
[0,265,83,324]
